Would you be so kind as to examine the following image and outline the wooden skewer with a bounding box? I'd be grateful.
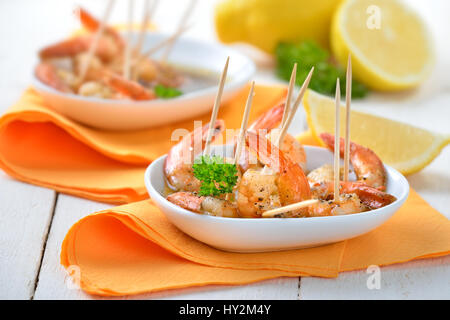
[123,0,135,80]
[133,0,151,56]
[134,0,159,56]
[262,199,319,218]
[150,0,160,18]
[130,0,160,81]
[280,63,297,130]
[344,54,352,182]
[234,81,255,165]
[277,66,314,148]
[203,56,230,156]
[225,81,254,201]
[160,0,196,62]
[334,78,341,201]
[134,24,191,65]
[78,0,115,82]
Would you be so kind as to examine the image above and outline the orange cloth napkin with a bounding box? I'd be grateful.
[0,85,286,203]
[59,130,450,296]
[2,85,448,296]
[60,187,450,297]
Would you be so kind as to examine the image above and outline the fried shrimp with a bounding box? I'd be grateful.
[320,133,387,190]
[238,103,307,172]
[237,131,311,218]
[306,193,367,217]
[164,120,225,192]
[166,192,239,217]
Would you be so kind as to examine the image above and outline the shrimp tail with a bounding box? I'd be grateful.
[35,62,72,93]
[320,132,387,190]
[311,180,396,209]
[248,102,285,132]
[164,120,225,191]
[39,37,90,60]
[39,36,119,62]
[340,181,396,209]
[238,103,285,172]
[167,192,204,213]
[104,72,156,100]
[76,7,124,48]
[245,131,311,207]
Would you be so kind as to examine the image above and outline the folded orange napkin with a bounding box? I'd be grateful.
[61,184,450,296]
[0,85,286,203]
[2,85,448,296]
[60,130,450,297]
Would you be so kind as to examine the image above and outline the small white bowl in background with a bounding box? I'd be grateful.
[32,32,255,130]
[145,145,410,253]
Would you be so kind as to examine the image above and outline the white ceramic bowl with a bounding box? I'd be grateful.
[32,32,255,130]
[145,145,409,253]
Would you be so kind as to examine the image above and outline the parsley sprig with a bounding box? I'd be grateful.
[275,40,368,99]
[192,155,238,196]
[154,84,183,99]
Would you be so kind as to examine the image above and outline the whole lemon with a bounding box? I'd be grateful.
[214,0,341,53]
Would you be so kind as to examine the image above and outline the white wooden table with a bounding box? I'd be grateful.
[1,0,449,300]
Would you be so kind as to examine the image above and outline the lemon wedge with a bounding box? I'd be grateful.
[331,0,434,91]
[301,90,449,175]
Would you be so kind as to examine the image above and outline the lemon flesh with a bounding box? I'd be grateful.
[331,0,434,91]
[302,90,449,175]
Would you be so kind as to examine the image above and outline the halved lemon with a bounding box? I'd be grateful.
[301,90,449,175]
[331,0,434,91]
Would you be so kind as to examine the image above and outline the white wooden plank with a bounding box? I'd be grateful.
[144,278,299,300]
[408,147,450,217]
[0,172,56,299]
[0,1,61,299]
[33,194,111,300]
[300,147,450,300]
[300,255,450,300]
[6,0,298,299]
[34,194,299,299]
[3,0,450,300]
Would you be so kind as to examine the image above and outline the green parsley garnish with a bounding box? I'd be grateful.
[275,40,368,99]
[192,155,238,197]
[154,84,183,99]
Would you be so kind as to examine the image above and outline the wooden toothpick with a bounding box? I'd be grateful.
[334,78,341,201]
[277,66,314,148]
[344,54,352,182]
[262,199,319,218]
[135,24,191,64]
[234,81,255,165]
[134,0,159,56]
[203,57,229,156]
[160,0,196,62]
[280,63,297,130]
[123,0,135,80]
[78,0,115,82]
